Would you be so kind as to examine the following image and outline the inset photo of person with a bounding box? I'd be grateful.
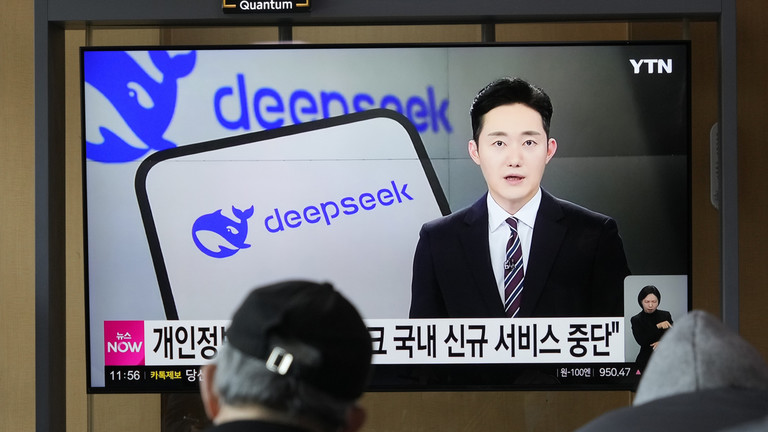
[623,275,688,374]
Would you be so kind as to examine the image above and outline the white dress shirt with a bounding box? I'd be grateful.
[487,189,542,303]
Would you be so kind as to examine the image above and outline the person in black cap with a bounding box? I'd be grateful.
[198,280,373,432]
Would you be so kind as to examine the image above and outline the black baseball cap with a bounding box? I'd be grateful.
[226,280,373,400]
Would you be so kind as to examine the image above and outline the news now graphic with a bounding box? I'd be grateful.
[84,50,197,163]
[104,321,146,366]
[192,206,254,258]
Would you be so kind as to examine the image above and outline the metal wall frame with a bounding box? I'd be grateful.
[34,1,738,431]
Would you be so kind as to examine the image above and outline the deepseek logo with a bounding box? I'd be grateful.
[86,51,452,162]
[104,321,145,366]
[265,180,413,232]
[214,74,452,134]
[192,206,255,258]
[85,50,197,163]
[191,180,413,259]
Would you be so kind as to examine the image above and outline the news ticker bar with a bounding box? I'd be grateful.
[105,317,627,368]
[104,363,640,392]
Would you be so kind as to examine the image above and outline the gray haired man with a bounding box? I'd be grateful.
[199,280,373,432]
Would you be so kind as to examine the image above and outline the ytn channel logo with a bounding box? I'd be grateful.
[629,58,673,74]
[104,321,145,366]
[191,180,414,259]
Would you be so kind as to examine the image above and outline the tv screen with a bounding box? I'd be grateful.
[82,42,690,392]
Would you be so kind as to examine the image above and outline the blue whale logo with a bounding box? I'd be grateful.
[192,206,254,258]
[84,50,197,163]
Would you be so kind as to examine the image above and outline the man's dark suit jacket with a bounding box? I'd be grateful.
[409,189,630,318]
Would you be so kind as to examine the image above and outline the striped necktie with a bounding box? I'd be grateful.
[504,217,525,317]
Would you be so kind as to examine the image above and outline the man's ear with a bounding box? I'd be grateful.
[199,364,220,421]
[545,137,557,163]
[340,405,366,432]
[468,140,481,165]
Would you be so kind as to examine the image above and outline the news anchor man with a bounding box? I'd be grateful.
[409,77,631,319]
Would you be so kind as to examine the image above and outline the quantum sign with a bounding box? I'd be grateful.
[222,0,310,14]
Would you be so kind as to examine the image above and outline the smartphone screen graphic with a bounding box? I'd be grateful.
[136,109,449,320]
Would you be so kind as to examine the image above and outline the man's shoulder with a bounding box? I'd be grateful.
[544,191,616,227]
[421,196,485,232]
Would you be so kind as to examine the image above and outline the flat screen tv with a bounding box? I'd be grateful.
[81,42,690,393]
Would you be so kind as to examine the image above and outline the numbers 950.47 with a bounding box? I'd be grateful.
[599,367,631,377]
